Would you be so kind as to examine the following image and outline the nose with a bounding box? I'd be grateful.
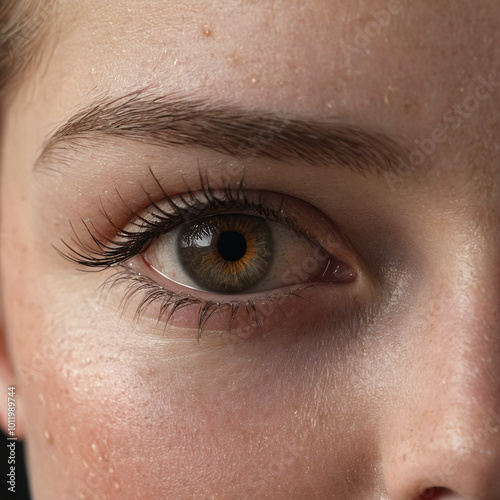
[381,274,500,499]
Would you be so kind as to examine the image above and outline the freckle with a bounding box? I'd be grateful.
[202,25,212,37]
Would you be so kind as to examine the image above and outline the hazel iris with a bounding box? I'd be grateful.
[177,214,273,293]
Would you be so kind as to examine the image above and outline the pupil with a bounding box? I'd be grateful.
[217,231,247,262]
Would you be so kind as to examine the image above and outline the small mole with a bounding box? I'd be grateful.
[202,25,212,37]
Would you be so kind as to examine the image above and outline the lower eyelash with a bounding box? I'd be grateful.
[101,264,309,340]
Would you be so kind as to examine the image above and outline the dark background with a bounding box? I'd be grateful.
[2,428,31,500]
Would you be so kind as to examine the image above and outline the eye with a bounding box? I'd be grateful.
[143,212,353,295]
[60,175,362,337]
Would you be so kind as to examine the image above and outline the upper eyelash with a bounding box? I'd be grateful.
[58,169,302,270]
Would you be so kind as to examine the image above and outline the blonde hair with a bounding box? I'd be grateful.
[0,0,55,98]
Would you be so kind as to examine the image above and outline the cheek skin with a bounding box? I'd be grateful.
[18,305,380,499]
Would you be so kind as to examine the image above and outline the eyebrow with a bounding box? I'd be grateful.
[37,89,408,176]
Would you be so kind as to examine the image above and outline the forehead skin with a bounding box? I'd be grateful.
[19,0,500,150]
[2,1,500,499]
[11,0,500,218]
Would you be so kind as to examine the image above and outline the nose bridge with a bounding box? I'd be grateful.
[425,220,500,399]
[381,239,500,499]
[441,273,500,406]
[417,271,500,449]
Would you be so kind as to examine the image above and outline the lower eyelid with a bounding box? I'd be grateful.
[103,262,369,340]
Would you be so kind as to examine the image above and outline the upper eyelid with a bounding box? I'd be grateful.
[58,183,304,270]
[57,165,365,284]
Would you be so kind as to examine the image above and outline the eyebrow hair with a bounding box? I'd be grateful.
[37,89,408,176]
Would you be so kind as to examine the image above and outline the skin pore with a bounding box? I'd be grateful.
[1,0,500,499]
